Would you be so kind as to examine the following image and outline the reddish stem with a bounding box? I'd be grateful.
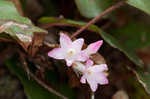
[71,0,125,38]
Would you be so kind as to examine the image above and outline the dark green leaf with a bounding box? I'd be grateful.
[45,70,76,99]
[5,59,58,99]
[109,21,150,50]
[74,0,112,18]
[126,76,149,98]
[5,58,76,99]
[128,66,150,94]
[127,0,150,15]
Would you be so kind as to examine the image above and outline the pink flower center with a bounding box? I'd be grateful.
[87,69,92,75]
[88,71,91,74]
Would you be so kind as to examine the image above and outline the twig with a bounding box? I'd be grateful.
[20,53,68,99]
[71,0,126,38]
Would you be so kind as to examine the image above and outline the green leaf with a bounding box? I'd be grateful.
[128,66,150,94]
[0,0,47,43]
[127,0,150,15]
[5,59,58,99]
[137,70,150,94]
[109,21,150,50]
[74,0,112,18]
[126,76,149,98]
[45,70,76,99]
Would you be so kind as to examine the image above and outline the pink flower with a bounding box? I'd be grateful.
[48,33,86,66]
[72,62,86,74]
[80,60,108,92]
[82,40,103,60]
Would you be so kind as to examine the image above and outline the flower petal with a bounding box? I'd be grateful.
[60,33,72,48]
[96,73,109,85]
[85,40,103,55]
[76,52,87,62]
[85,60,94,68]
[72,38,84,52]
[87,76,98,92]
[80,75,86,83]
[48,48,65,59]
[90,83,98,92]
[90,64,108,72]
[66,59,73,66]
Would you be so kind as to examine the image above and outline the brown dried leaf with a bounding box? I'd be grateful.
[28,33,45,56]
[112,90,129,99]
[92,53,106,64]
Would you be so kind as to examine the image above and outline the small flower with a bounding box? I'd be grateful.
[48,33,86,66]
[82,40,103,60]
[80,60,108,92]
[72,62,85,74]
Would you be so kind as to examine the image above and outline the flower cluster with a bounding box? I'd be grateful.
[48,33,108,92]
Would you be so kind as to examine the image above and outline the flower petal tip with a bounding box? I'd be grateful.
[66,60,73,67]
[48,48,64,59]
[60,33,72,47]
[90,84,98,92]
[80,76,86,84]
[86,59,94,66]
[93,40,103,49]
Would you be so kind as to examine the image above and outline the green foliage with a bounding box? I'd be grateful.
[5,58,76,99]
[109,21,150,50]
[5,59,58,99]
[135,68,150,94]
[127,76,149,99]
[74,0,150,18]
[74,0,112,18]
[127,0,150,15]
[45,70,76,99]
[0,0,47,43]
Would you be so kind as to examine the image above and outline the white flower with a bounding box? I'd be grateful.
[80,60,108,92]
[48,33,86,66]
[82,40,103,60]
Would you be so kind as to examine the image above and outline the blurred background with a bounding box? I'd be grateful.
[1,0,150,99]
